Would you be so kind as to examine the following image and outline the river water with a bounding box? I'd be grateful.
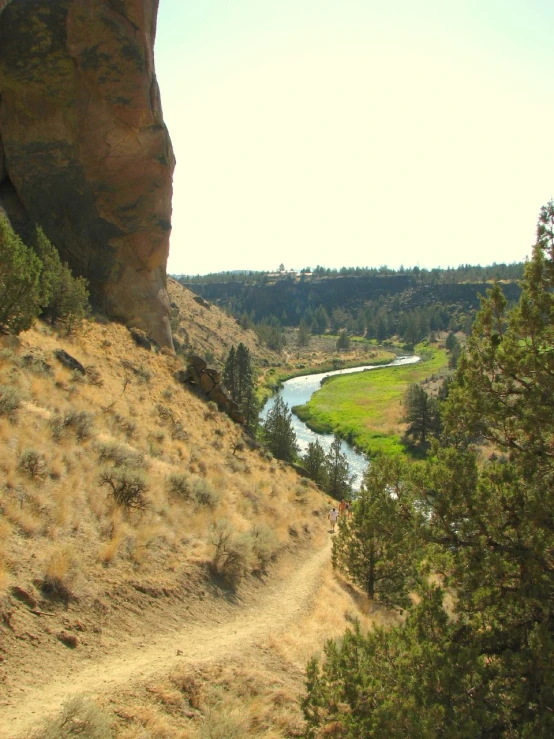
[261,355,419,490]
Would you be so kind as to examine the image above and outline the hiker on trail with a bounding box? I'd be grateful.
[338,500,347,516]
[345,500,352,519]
[329,507,339,533]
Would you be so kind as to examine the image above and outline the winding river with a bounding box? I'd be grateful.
[261,355,420,490]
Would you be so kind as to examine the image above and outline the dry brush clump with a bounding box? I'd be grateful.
[31,695,113,739]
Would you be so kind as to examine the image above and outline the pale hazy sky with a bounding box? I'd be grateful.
[155,0,554,276]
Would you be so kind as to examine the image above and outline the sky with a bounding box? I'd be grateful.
[155,0,554,277]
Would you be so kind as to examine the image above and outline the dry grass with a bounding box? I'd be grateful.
[0,295,326,597]
[0,285,389,738]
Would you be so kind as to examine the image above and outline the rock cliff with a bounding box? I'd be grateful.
[0,0,175,348]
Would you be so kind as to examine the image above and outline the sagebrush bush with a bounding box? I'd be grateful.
[209,519,252,584]
[193,478,220,509]
[0,384,21,419]
[31,695,112,739]
[18,448,48,479]
[96,442,146,470]
[167,472,192,499]
[64,410,94,440]
[248,523,279,569]
[99,466,149,510]
[49,409,94,442]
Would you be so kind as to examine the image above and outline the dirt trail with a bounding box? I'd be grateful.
[0,540,332,738]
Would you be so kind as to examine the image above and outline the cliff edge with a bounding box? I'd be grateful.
[0,0,175,347]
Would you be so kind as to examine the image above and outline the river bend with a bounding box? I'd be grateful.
[261,355,419,489]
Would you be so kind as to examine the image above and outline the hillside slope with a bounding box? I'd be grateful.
[167,278,278,368]
[0,301,380,737]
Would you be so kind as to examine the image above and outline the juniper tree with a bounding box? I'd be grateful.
[262,396,298,462]
[303,202,554,737]
[35,227,89,331]
[324,434,352,500]
[302,438,328,488]
[332,454,421,608]
[223,343,259,435]
[0,215,42,334]
[402,383,440,449]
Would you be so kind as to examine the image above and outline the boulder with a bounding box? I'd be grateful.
[54,349,86,375]
[0,0,175,348]
[176,356,246,425]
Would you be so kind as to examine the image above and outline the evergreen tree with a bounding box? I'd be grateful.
[223,343,259,436]
[302,439,328,488]
[332,455,420,607]
[303,202,554,737]
[311,305,329,335]
[35,227,89,331]
[297,319,311,347]
[402,383,440,448]
[335,329,350,351]
[262,396,298,462]
[222,345,238,399]
[324,435,352,500]
[0,215,42,334]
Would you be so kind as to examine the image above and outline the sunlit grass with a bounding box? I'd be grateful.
[294,345,448,456]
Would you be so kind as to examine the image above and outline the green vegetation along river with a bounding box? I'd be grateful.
[261,355,420,488]
[294,346,447,456]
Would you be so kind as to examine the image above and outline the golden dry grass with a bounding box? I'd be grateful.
[0,288,394,738]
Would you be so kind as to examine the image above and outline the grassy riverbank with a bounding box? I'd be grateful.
[258,337,396,403]
[293,345,448,456]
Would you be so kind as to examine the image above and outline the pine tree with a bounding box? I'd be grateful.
[335,330,350,351]
[297,319,311,347]
[332,454,420,607]
[402,383,440,448]
[302,439,328,488]
[324,435,352,500]
[262,396,298,462]
[223,343,259,436]
[303,202,554,737]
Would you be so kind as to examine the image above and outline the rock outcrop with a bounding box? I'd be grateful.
[177,356,246,425]
[0,0,175,348]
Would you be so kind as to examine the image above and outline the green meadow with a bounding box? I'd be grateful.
[293,346,448,456]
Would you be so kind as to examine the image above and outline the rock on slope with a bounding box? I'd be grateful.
[0,0,175,347]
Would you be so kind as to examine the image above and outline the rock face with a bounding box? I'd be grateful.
[177,356,246,425]
[0,0,175,348]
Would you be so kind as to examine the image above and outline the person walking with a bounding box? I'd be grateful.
[329,507,339,533]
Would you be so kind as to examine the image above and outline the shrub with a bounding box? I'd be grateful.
[248,524,279,569]
[0,215,42,334]
[200,702,248,739]
[18,449,47,479]
[39,548,76,602]
[193,478,220,509]
[49,410,94,442]
[0,384,21,419]
[31,695,112,739]
[167,473,192,500]
[99,467,148,510]
[209,519,252,585]
[96,442,146,469]
[157,403,174,422]
[64,410,94,441]
[34,227,90,333]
